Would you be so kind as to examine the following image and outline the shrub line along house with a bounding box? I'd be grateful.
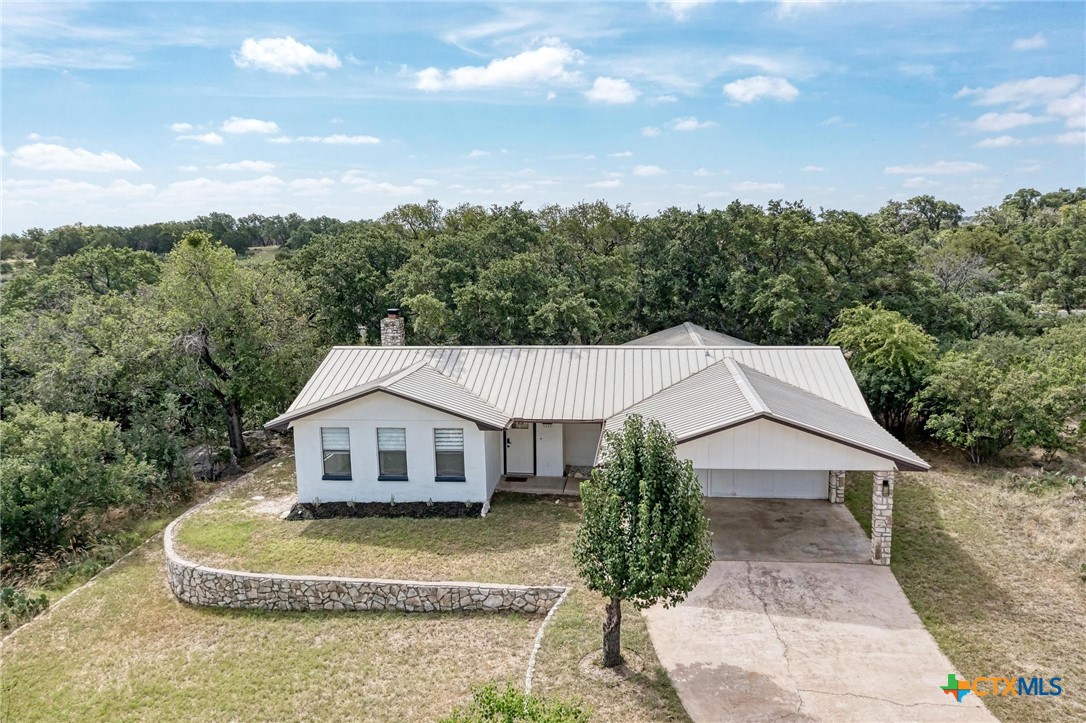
[266,311,929,565]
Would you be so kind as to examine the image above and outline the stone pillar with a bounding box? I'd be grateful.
[380,309,405,346]
[871,471,895,565]
[828,471,846,504]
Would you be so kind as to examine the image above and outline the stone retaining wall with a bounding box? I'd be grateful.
[164,510,566,614]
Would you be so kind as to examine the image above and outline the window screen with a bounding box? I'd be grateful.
[321,427,352,479]
[434,428,465,480]
[377,427,408,478]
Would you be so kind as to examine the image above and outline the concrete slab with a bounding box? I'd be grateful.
[495,476,582,496]
[705,498,870,564]
[644,561,995,722]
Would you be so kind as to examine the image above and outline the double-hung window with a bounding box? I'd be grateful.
[321,427,352,480]
[377,427,408,480]
[434,428,466,481]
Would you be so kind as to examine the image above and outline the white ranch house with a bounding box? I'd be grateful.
[267,313,928,564]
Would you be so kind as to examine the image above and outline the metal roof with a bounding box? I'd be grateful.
[603,359,928,471]
[266,361,509,431]
[268,344,871,429]
[622,322,756,348]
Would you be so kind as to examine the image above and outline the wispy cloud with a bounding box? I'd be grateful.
[214,160,276,172]
[969,111,1050,132]
[642,126,661,137]
[670,116,717,131]
[233,36,341,75]
[1012,33,1047,51]
[732,180,784,191]
[652,0,715,21]
[633,165,667,176]
[802,165,826,172]
[586,178,622,188]
[177,132,224,145]
[973,136,1020,149]
[10,143,141,172]
[342,170,421,195]
[608,151,633,158]
[169,122,194,133]
[723,76,798,103]
[885,161,986,175]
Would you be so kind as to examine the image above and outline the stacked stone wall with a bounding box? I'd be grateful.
[871,470,895,565]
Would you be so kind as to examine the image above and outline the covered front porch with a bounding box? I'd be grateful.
[496,475,584,496]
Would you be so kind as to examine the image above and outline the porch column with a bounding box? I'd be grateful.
[828,471,846,504]
[871,471,895,565]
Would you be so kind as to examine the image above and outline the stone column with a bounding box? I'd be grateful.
[828,471,846,504]
[871,471,895,565]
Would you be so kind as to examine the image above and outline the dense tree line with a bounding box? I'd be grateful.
[1,188,1084,573]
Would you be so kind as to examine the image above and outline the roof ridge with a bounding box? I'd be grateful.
[733,360,869,420]
[682,321,705,347]
[724,358,769,414]
[605,357,736,420]
[394,362,509,416]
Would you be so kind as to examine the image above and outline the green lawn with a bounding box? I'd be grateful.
[846,451,1086,723]
[2,459,688,722]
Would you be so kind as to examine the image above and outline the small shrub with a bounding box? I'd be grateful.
[0,587,50,630]
[440,684,589,723]
[1005,471,1084,494]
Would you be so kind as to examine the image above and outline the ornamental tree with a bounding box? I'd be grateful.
[573,414,712,668]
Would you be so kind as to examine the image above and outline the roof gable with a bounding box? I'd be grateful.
[622,321,756,348]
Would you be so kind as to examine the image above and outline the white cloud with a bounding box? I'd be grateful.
[884,161,986,175]
[656,95,678,103]
[467,149,491,158]
[693,167,715,177]
[1048,91,1085,128]
[178,165,199,172]
[642,126,661,137]
[801,165,825,172]
[898,63,936,78]
[973,135,1020,149]
[670,116,717,131]
[415,39,582,91]
[414,178,439,187]
[178,132,224,145]
[731,181,784,191]
[584,76,640,104]
[169,122,193,133]
[902,176,940,189]
[295,134,381,145]
[586,178,622,188]
[774,0,839,19]
[233,36,341,75]
[1,178,156,204]
[161,175,286,204]
[820,115,854,127]
[1012,33,1047,51]
[10,143,140,172]
[608,151,634,158]
[221,117,280,134]
[341,170,421,195]
[546,91,557,100]
[956,75,1082,109]
[1018,162,1043,173]
[633,165,667,176]
[969,111,1049,132]
[1052,131,1086,146]
[214,160,277,172]
[289,177,335,196]
[723,76,798,103]
[268,135,293,144]
[653,0,714,21]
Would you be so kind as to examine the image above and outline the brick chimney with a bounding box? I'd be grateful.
[380,308,405,346]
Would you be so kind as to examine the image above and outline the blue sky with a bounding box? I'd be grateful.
[2,1,1084,233]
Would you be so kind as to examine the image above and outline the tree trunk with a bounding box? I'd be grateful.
[602,596,623,667]
[226,398,248,459]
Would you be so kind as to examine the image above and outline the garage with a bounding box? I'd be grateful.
[693,469,829,499]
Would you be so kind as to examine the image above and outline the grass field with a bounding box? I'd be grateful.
[846,449,1086,723]
[2,460,687,722]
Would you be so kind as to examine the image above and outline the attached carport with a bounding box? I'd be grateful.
[605,358,929,565]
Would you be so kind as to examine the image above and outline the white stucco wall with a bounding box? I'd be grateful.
[676,417,897,471]
[562,423,602,467]
[292,391,489,504]
[483,430,503,499]
[535,423,564,476]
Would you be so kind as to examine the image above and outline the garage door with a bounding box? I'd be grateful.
[694,469,829,499]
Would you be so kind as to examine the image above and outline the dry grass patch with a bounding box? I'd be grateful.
[174,461,583,586]
[846,449,1086,723]
[1,544,536,722]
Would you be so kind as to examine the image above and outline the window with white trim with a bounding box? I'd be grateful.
[377,427,408,480]
[434,428,465,481]
[321,427,352,480]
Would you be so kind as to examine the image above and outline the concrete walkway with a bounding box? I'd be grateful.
[644,500,996,722]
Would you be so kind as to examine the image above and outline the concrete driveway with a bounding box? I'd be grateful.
[643,499,995,722]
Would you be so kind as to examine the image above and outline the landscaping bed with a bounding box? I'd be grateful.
[846,449,1086,723]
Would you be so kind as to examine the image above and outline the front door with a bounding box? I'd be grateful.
[504,423,535,475]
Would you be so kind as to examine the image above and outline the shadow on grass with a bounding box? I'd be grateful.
[846,472,1008,628]
[295,492,576,555]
